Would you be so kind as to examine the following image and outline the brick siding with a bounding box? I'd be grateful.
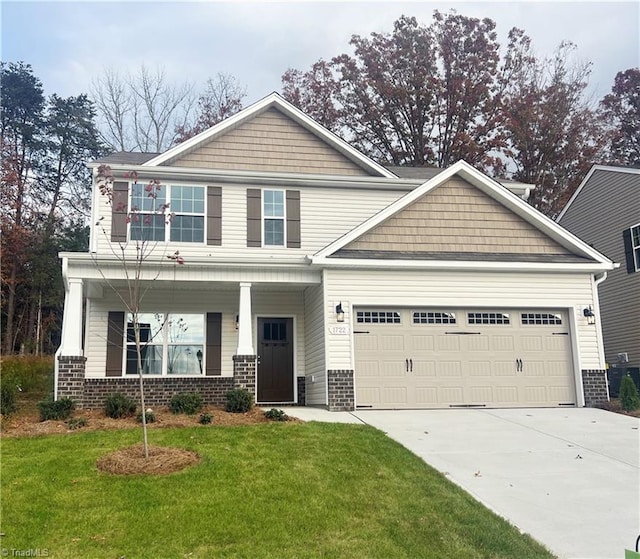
[581,369,609,406]
[233,355,256,398]
[57,356,87,403]
[327,369,354,411]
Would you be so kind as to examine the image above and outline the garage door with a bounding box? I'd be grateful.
[354,308,576,409]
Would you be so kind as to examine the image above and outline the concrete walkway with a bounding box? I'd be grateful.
[285,406,640,559]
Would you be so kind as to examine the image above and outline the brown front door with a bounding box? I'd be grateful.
[257,317,294,402]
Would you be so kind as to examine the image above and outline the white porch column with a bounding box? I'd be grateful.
[60,278,84,356]
[236,282,254,355]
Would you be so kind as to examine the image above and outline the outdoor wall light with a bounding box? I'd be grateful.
[335,302,345,323]
[583,306,596,325]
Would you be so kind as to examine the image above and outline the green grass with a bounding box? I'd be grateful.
[1,423,555,559]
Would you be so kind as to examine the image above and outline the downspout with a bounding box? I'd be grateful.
[593,271,608,371]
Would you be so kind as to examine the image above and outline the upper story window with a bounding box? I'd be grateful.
[263,190,285,246]
[129,183,205,243]
[630,224,640,273]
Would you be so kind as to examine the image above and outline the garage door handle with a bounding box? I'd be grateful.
[405,359,409,372]
[409,358,413,372]
[516,358,523,372]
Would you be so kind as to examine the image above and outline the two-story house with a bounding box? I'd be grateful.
[558,165,640,395]
[55,93,614,411]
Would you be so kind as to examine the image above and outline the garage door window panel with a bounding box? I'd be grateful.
[521,313,562,325]
[413,312,456,324]
[356,311,401,324]
[468,312,510,325]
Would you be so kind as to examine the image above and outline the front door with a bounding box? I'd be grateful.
[257,317,294,402]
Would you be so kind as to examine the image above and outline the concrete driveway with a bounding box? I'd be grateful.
[348,408,640,559]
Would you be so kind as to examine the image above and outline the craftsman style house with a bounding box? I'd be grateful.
[56,93,614,411]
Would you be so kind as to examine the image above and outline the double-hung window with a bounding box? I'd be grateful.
[263,190,285,246]
[129,183,205,243]
[126,313,205,375]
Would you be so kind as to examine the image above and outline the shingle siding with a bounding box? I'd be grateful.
[559,168,640,367]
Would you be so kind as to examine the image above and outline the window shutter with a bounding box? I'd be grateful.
[247,189,262,247]
[206,313,222,376]
[286,190,301,248]
[623,228,636,273]
[111,182,128,243]
[207,186,222,246]
[106,311,124,377]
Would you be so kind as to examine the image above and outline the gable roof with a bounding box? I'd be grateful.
[142,92,396,178]
[313,160,614,270]
[557,164,640,221]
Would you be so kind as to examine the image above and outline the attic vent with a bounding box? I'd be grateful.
[617,353,629,364]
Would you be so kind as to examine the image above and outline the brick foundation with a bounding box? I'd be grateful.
[84,376,235,409]
[57,356,87,404]
[233,355,257,399]
[582,369,609,406]
[327,369,354,411]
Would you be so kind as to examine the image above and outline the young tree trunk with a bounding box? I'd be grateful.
[134,319,149,459]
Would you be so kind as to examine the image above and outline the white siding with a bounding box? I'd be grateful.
[322,269,602,374]
[85,287,306,379]
[303,283,327,405]
[93,181,402,259]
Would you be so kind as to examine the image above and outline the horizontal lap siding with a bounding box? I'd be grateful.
[85,291,239,379]
[171,109,369,176]
[559,169,640,366]
[303,283,327,405]
[94,182,401,258]
[323,269,600,371]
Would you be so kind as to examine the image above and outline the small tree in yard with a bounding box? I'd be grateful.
[94,164,184,458]
[619,374,640,412]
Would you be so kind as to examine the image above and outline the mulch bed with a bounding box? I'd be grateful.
[0,404,296,438]
[96,443,201,475]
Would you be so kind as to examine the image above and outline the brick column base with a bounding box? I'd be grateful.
[582,369,609,406]
[296,377,306,406]
[233,355,257,400]
[327,369,354,411]
[57,355,86,408]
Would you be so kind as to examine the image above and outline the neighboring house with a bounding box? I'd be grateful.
[56,93,614,411]
[557,165,640,393]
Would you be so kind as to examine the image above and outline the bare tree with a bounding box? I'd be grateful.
[94,165,183,458]
[91,66,196,152]
[174,73,246,143]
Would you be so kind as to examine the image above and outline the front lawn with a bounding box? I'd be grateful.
[1,423,554,558]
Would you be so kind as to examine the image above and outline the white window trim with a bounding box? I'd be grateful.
[631,223,640,272]
[262,189,286,247]
[123,312,206,377]
[128,181,207,245]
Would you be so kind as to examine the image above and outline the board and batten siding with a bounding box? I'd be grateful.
[558,168,640,366]
[93,180,403,260]
[346,177,572,255]
[170,108,370,176]
[84,288,306,379]
[322,269,603,374]
[303,283,327,405]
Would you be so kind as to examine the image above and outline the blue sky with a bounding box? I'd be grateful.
[2,1,639,104]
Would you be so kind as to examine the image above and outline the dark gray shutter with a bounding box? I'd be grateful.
[623,228,636,273]
[247,189,262,247]
[111,182,128,243]
[206,313,222,376]
[207,186,222,246]
[106,311,125,377]
[286,190,301,248]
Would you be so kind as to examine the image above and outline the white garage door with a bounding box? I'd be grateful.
[354,308,576,409]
